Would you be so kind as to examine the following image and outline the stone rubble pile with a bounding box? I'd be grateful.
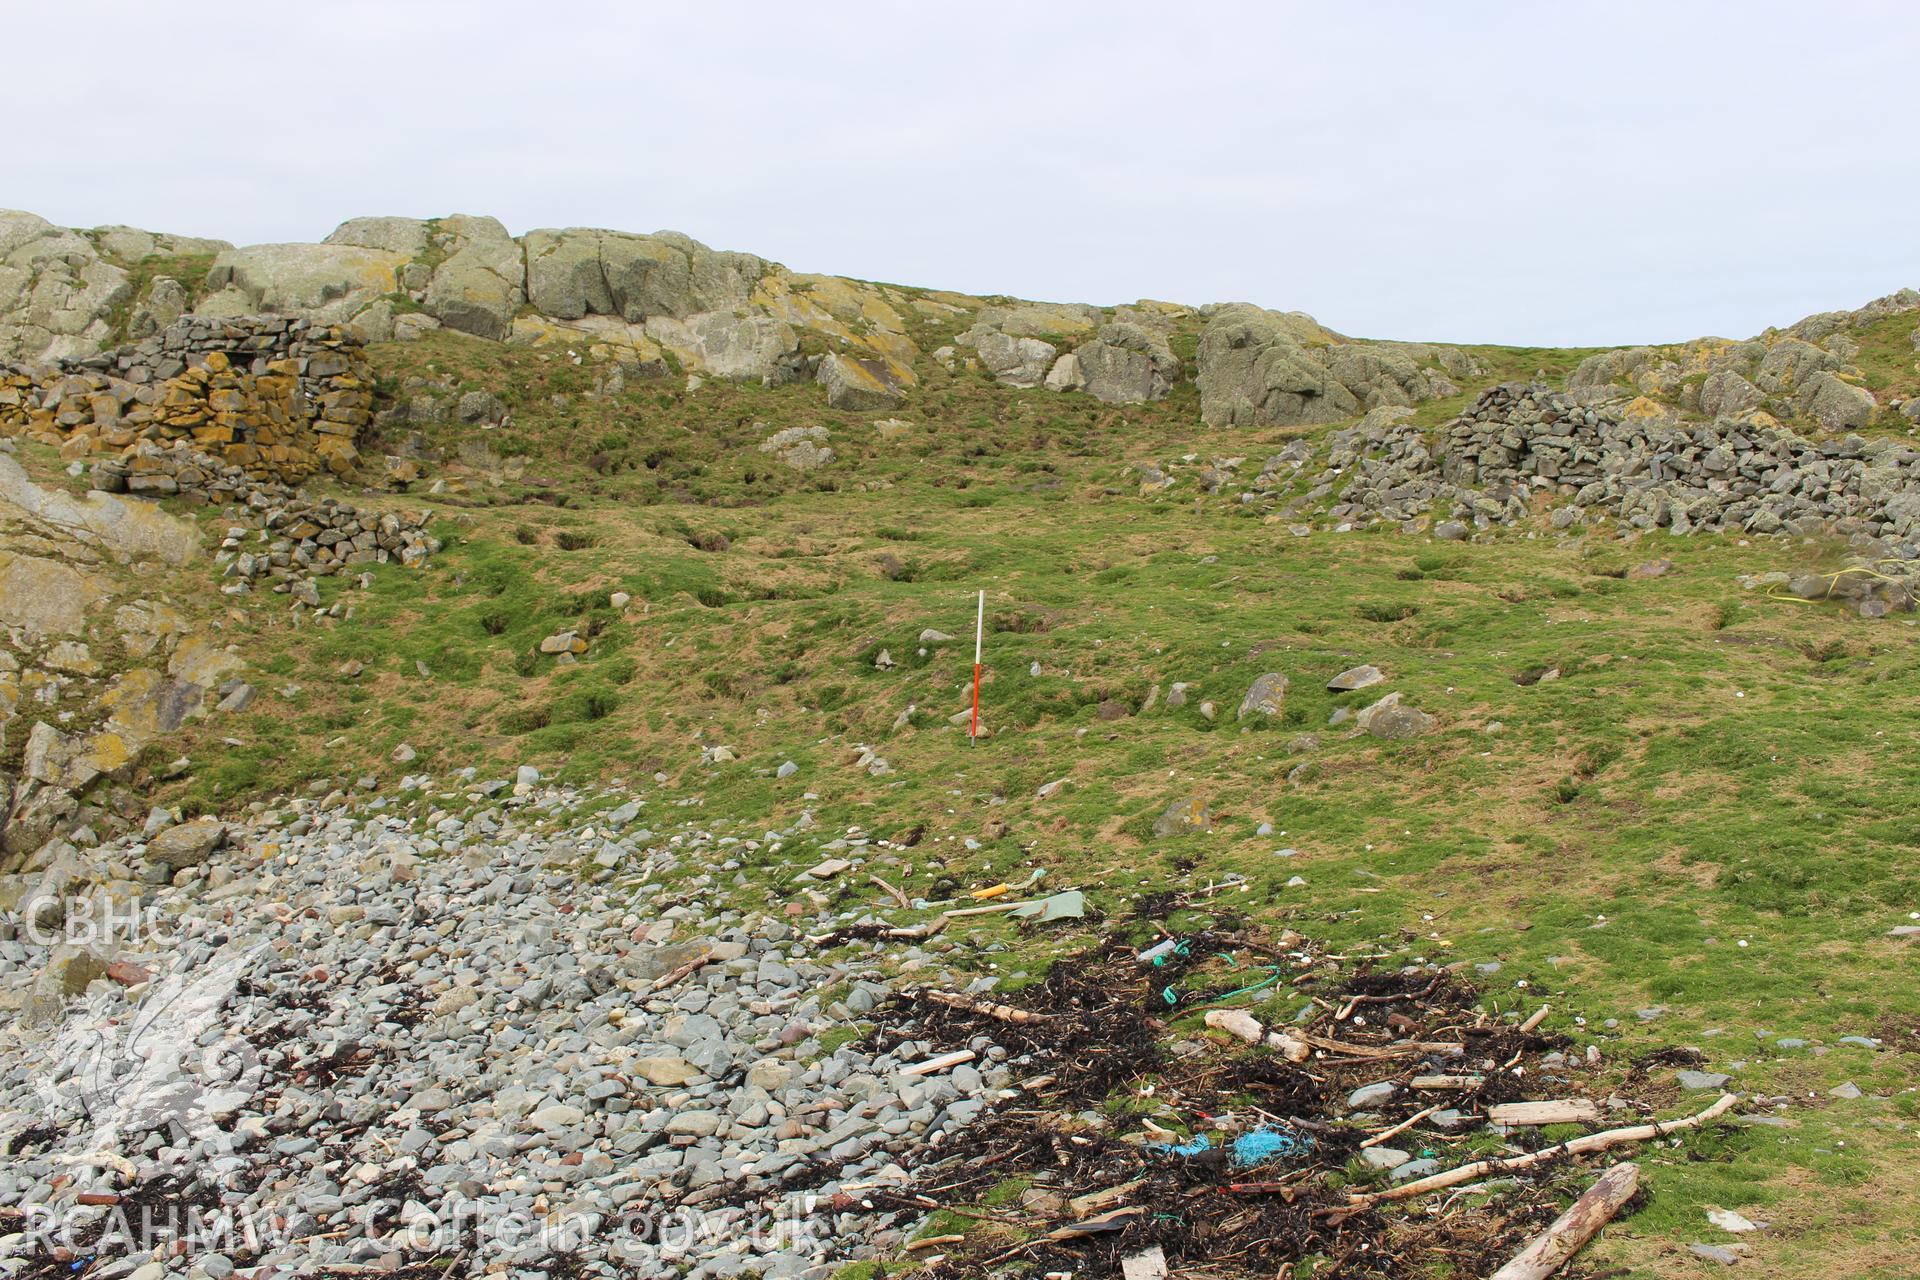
[1298,384,1920,544]
[217,495,437,600]
[1216,385,1920,613]
[0,777,1008,1280]
[0,316,372,484]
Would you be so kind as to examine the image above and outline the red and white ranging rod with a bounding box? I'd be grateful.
[969,590,984,745]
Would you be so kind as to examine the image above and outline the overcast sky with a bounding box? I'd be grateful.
[7,2,1916,346]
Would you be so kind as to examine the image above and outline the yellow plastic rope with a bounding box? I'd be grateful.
[1764,559,1915,604]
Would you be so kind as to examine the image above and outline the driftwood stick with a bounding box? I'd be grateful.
[901,1049,977,1077]
[1300,1032,1464,1059]
[1519,1004,1551,1033]
[1343,1093,1735,1208]
[1361,1103,1443,1149]
[1488,1099,1600,1127]
[919,989,1057,1024]
[1487,1161,1640,1280]
[869,874,912,909]
[650,953,712,991]
[904,1234,965,1253]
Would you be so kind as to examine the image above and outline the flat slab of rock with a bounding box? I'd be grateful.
[1347,1081,1398,1109]
[633,1055,702,1086]
[1327,664,1384,692]
[802,858,851,880]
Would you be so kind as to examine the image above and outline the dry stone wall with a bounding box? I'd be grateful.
[0,316,371,484]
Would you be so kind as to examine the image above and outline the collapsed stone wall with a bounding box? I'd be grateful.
[0,315,371,484]
[83,434,437,596]
[1220,384,1920,615]
[1312,384,1920,542]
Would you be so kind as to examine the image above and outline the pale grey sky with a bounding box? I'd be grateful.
[7,1,1915,346]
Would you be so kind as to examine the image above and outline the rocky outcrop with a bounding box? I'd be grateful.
[421,215,525,340]
[0,453,197,565]
[1197,307,1348,426]
[200,242,402,329]
[961,308,1180,404]
[524,227,768,321]
[0,428,438,875]
[1,210,936,406]
[650,312,805,385]
[323,215,432,257]
[0,212,131,363]
[1699,368,1763,418]
[1070,321,1181,404]
[0,450,228,871]
[971,301,1102,338]
[1568,290,1917,429]
[1196,304,1453,427]
[972,331,1056,388]
[0,551,108,637]
[817,353,908,410]
[0,211,231,365]
[209,215,521,341]
[1798,371,1875,430]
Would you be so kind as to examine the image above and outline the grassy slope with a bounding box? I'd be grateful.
[119,327,1920,1277]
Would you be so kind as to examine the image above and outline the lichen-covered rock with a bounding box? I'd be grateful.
[1236,672,1289,720]
[346,297,394,342]
[1,783,77,860]
[203,242,406,326]
[1699,368,1763,417]
[324,216,432,257]
[1324,344,1434,410]
[0,552,109,636]
[1355,692,1434,739]
[423,215,525,341]
[1044,352,1083,391]
[1327,664,1384,692]
[1798,371,1875,430]
[972,331,1056,388]
[759,425,833,471]
[127,276,191,340]
[969,301,1102,338]
[0,453,199,564]
[524,227,767,322]
[1197,306,1355,427]
[817,353,908,409]
[1074,322,1180,404]
[1152,797,1212,838]
[143,816,226,872]
[21,721,131,791]
[1750,337,1840,396]
[644,312,802,384]
[0,210,132,362]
